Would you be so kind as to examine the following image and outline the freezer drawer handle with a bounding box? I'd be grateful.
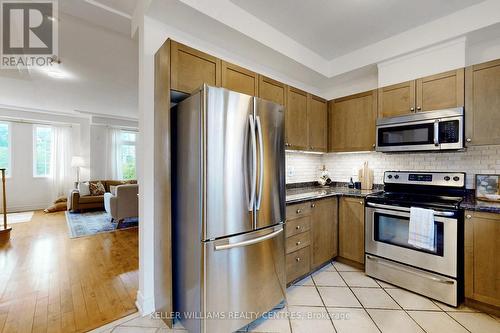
[366,255,455,285]
[214,228,283,251]
[366,202,455,217]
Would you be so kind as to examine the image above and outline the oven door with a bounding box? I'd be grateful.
[365,205,458,277]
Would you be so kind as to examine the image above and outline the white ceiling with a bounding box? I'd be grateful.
[0,2,138,118]
[231,0,485,60]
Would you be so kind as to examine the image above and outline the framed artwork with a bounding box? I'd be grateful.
[475,174,500,202]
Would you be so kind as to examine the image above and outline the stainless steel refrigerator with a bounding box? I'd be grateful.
[172,85,286,333]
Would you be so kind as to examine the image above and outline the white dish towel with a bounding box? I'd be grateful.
[408,207,435,251]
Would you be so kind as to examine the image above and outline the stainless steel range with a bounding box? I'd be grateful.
[365,171,466,306]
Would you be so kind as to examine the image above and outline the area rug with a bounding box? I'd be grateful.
[0,211,34,225]
[65,211,138,238]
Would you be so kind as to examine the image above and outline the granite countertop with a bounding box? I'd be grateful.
[286,183,382,204]
[460,192,500,214]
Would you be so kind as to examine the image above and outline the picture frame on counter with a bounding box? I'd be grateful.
[475,174,500,202]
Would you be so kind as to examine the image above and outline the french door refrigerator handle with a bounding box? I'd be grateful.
[214,227,283,251]
[255,115,264,210]
[248,114,257,211]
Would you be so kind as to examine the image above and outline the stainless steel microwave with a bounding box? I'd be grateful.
[376,108,464,152]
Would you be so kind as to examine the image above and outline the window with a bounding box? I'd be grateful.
[0,123,10,177]
[119,130,137,180]
[33,126,54,177]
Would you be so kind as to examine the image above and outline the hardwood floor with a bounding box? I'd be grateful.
[0,211,138,333]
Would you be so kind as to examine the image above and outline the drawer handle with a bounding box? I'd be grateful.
[295,257,301,262]
[296,225,301,230]
[296,241,301,246]
[296,209,302,214]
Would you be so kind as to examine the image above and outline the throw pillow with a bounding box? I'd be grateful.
[78,182,91,196]
[89,181,106,196]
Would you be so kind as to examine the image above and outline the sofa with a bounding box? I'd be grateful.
[68,180,137,212]
[104,184,139,224]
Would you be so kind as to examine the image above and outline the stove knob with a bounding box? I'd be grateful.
[453,176,460,182]
[387,175,393,179]
[444,176,451,181]
[394,175,400,179]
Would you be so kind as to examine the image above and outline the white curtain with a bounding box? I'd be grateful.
[51,126,74,200]
[105,127,121,179]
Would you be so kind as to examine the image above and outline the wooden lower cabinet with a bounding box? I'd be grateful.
[311,197,338,268]
[465,211,500,310]
[339,197,365,264]
[285,197,338,283]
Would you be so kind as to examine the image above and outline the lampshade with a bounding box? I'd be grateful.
[71,156,85,167]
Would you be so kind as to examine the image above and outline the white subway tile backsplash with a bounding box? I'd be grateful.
[286,145,500,189]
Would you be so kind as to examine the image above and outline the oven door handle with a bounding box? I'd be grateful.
[366,202,455,217]
[366,255,455,285]
[434,120,440,147]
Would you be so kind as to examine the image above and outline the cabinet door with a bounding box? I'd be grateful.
[308,95,328,152]
[221,61,258,96]
[416,69,464,112]
[465,59,500,146]
[378,81,415,118]
[311,197,338,268]
[258,75,286,106]
[170,41,221,93]
[286,86,309,150]
[339,197,365,264]
[329,90,377,152]
[464,211,500,307]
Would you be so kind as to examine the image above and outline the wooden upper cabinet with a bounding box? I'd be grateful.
[465,59,500,146]
[311,197,338,268]
[258,75,286,106]
[339,197,365,264]
[329,90,377,152]
[286,86,309,150]
[416,69,464,112]
[170,41,221,93]
[221,61,258,96]
[464,211,500,307]
[308,95,328,152]
[378,81,415,118]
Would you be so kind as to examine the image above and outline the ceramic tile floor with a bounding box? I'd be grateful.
[92,261,500,333]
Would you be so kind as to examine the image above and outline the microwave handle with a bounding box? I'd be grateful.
[434,120,439,146]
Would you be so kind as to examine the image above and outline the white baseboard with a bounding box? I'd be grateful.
[135,290,155,316]
[2,202,50,213]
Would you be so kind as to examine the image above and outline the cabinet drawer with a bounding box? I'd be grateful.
[286,202,312,220]
[286,216,311,237]
[286,231,310,254]
[286,246,310,283]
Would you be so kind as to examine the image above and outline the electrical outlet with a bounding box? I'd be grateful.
[287,166,295,177]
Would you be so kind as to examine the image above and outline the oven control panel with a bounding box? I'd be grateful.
[384,171,465,187]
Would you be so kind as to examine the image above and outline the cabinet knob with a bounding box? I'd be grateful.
[359,201,363,205]
[296,225,301,230]
[311,203,316,208]
[417,106,421,111]
[296,209,302,214]
[466,215,472,219]
[410,107,415,112]
[466,138,472,143]
[296,241,301,246]
[295,257,301,262]
[372,144,376,148]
